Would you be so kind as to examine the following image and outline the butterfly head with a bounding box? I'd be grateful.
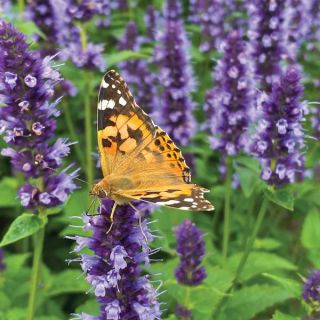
[90,182,109,198]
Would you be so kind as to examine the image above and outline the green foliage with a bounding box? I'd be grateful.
[264,187,295,211]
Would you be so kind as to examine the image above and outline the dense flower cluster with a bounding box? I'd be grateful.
[311,106,320,139]
[144,5,159,42]
[247,0,286,91]
[71,199,161,320]
[154,3,196,146]
[306,0,320,46]
[175,220,206,286]
[175,304,192,320]
[0,248,5,271]
[303,270,320,312]
[25,0,105,71]
[205,30,253,156]
[0,20,76,208]
[250,67,305,186]
[118,21,157,113]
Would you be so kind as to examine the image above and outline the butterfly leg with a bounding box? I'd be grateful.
[128,202,148,243]
[106,202,117,234]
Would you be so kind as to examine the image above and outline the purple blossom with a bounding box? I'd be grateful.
[175,220,206,286]
[303,271,320,312]
[205,30,253,156]
[154,11,196,146]
[163,0,183,19]
[71,200,161,320]
[144,5,160,42]
[305,1,320,46]
[175,304,192,320]
[0,20,76,208]
[311,107,320,139]
[247,0,286,91]
[250,67,305,185]
[118,21,157,114]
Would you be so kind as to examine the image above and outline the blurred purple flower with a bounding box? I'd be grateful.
[144,5,160,42]
[303,270,320,312]
[163,0,183,19]
[175,304,192,320]
[205,30,253,156]
[175,220,206,286]
[306,1,320,47]
[118,21,157,114]
[311,107,320,139]
[71,199,161,320]
[154,8,196,146]
[247,0,286,91]
[0,20,77,208]
[250,67,305,185]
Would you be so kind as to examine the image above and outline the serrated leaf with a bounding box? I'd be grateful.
[46,269,89,296]
[271,310,300,320]
[0,213,45,247]
[228,252,297,282]
[262,273,301,298]
[301,210,320,250]
[264,188,294,211]
[220,285,296,320]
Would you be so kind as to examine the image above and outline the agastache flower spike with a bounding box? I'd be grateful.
[247,0,286,91]
[118,21,157,114]
[0,20,76,208]
[154,2,196,146]
[303,270,320,313]
[71,199,161,320]
[205,30,253,156]
[175,220,206,286]
[250,67,305,185]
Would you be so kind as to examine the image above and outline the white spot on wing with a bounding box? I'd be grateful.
[156,200,180,205]
[117,90,121,94]
[119,97,127,106]
[179,207,189,210]
[101,80,109,88]
[112,84,116,89]
[184,198,194,202]
[99,99,115,110]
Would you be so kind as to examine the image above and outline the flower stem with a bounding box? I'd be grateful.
[18,0,24,14]
[27,215,46,320]
[84,73,93,189]
[213,197,269,317]
[62,103,86,170]
[222,157,232,264]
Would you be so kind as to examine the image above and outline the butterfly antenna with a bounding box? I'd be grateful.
[42,164,90,187]
[85,196,97,216]
[129,202,148,243]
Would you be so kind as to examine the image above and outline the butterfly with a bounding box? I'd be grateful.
[91,70,214,224]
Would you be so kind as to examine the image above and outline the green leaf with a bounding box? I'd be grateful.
[0,177,19,207]
[220,285,296,320]
[46,269,89,296]
[0,213,45,247]
[75,299,99,317]
[106,50,151,67]
[271,311,300,320]
[0,292,11,311]
[262,273,301,298]
[264,187,294,211]
[253,238,282,251]
[228,252,297,282]
[4,308,26,320]
[234,157,264,197]
[4,253,30,274]
[301,209,320,250]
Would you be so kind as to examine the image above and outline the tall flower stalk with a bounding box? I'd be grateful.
[154,0,196,146]
[205,30,253,261]
[71,200,161,320]
[0,20,76,320]
[174,220,206,318]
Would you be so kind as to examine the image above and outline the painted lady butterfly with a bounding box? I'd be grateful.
[91,70,214,221]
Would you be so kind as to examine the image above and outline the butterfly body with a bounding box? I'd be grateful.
[92,70,214,212]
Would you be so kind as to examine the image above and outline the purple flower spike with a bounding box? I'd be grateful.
[205,30,253,156]
[0,20,76,208]
[144,5,159,42]
[248,0,286,91]
[118,21,157,114]
[72,200,161,320]
[175,220,206,286]
[251,67,305,186]
[0,248,5,271]
[176,304,192,320]
[303,271,320,312]
[154,10,196,146]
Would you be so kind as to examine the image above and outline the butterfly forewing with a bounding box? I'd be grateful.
[97,70,214,211]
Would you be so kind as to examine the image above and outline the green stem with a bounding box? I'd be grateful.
[222,158,232,263]
[18,0,25,14]
[62,103,86,170]
[84,73,93,188]
[213,197,269,318]
[27,214,46,320]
